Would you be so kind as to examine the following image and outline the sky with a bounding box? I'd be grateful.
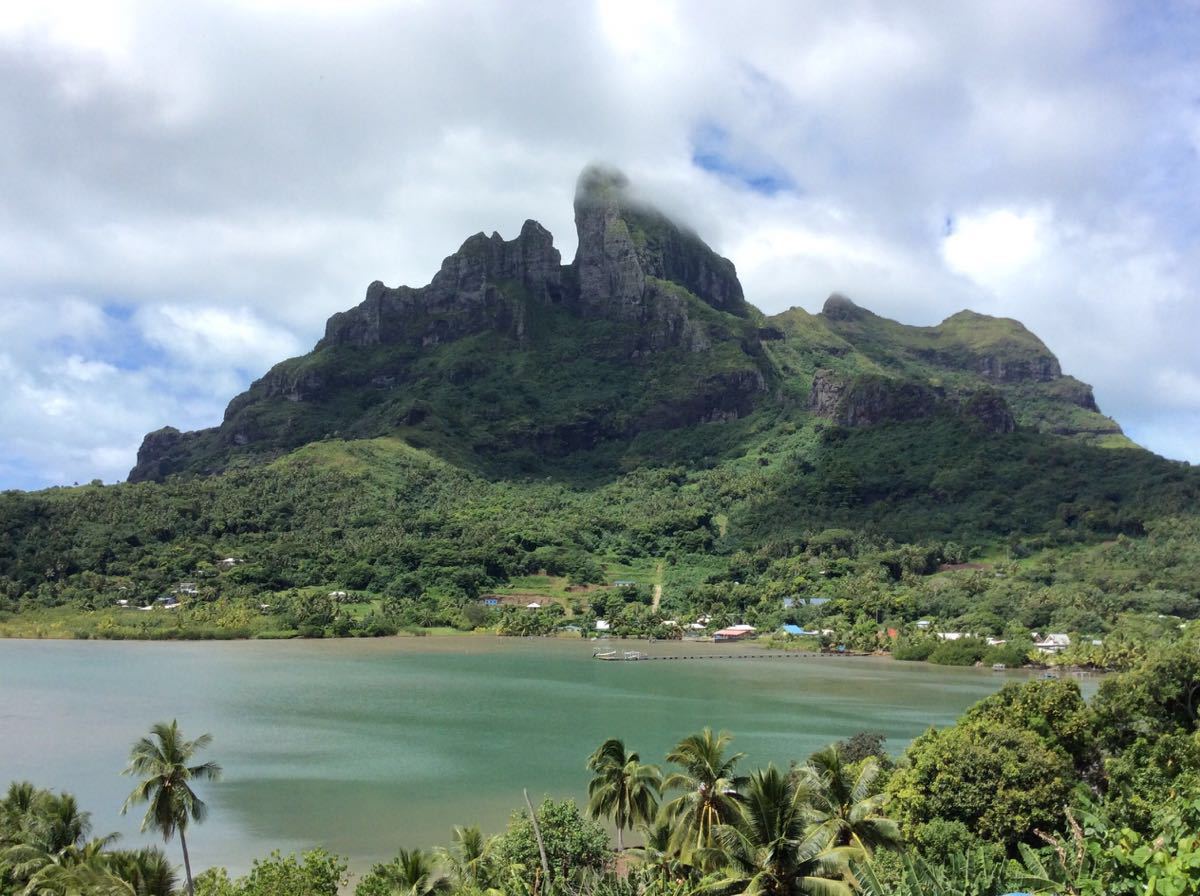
[2,0,1198,490]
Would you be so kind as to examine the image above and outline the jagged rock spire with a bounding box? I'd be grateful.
[572,165,647,312]
[572,164,748,317]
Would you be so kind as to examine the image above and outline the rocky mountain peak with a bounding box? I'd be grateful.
[821,293,868,321]
[572,165,748,318]
[125,167,1123,484]
[572,165,646,313]
[318,218,561,350]
[574,164,631,208]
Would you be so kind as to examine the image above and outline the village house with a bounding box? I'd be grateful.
[1033,633,1071,653]
[713,624,756,642]
[478,594,541,608]
[780,624,820,636]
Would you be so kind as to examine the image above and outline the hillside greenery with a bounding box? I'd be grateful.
[2,410,1198,648]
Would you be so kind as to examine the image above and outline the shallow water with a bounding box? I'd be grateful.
[0,636,1094,875]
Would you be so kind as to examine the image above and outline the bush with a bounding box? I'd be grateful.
[887,718,1074,849]
[982,641,1030,667]
[894,638,936,661]
[908,818,1004,864]
[492,799,611,887]
[928,637,987,666]
[835,731,888,764]
[196,849,347,896]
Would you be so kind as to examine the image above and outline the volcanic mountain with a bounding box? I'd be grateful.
[129,166,1124,483]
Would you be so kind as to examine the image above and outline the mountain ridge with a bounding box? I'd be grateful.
[129,166,1125,484]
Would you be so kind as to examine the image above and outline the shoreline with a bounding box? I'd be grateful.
[0,629,1107,675]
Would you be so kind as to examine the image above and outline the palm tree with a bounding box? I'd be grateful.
[19,860,135,896]
[707,765,856,896]
[586,738,663,851]
[663,729,748,860]
[44,794,95,857]
[629,816,693,891]
[5,833,129,896]
[0,785,128,896]
[106,847,179,896]
[1,789,88,858]
[434,825,498,892]
[803,746,900,855]
[363,848,450,896]
[1,782,41,839]
[121,721,220,896]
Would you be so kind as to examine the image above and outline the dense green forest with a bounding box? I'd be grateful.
[4,641,1199,895]
[2,427,1198,656]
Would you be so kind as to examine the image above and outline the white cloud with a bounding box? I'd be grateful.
[596,0,680,60]
[941,208,1046,285]
[0,0,1197,488]
[1153,370,1200,411]
[61,355,119,382]
[137,306,304,370]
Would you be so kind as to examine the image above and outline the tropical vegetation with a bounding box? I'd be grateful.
[4,642,1199,895]
[121,722,220,896]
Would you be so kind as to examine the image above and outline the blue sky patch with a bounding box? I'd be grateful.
[691,122,796,197]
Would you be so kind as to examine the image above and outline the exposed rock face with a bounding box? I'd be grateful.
[809,370,1017,435]
[839,376,939,427]
[976,354,1061,383]
[130,427,185,482]
[571,165,747,319]
[809,370,939,427]
[1054,377,1101,412]
[572,167,646,315]
[314,166,750,358]
[961,390,1017,434]
[320,219,561,350]
[808,369,847,419]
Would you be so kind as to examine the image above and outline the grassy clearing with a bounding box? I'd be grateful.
[0,604,279,640]
[602,560,660,586]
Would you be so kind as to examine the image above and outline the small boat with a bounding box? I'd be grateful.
[593,649,617,659]
[992,663,1006,671]
[623,651,648,661]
